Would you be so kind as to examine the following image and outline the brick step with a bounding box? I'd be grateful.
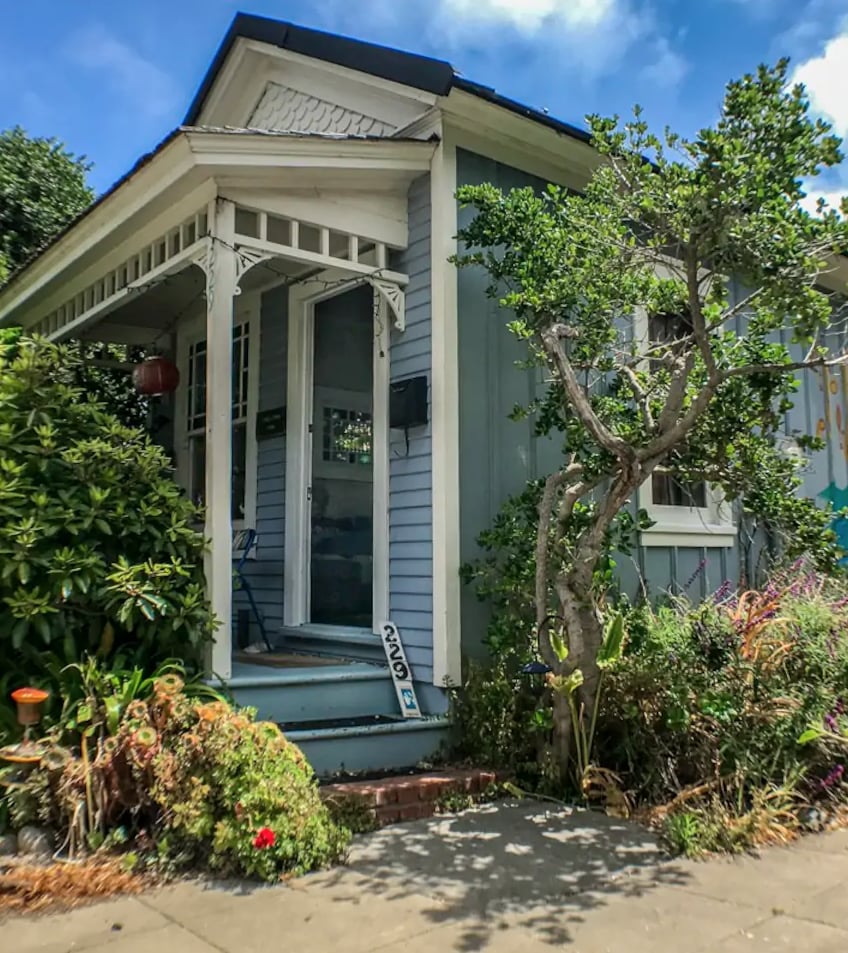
[322,768,498,827]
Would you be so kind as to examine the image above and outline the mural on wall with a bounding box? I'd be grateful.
[814,365,848,564]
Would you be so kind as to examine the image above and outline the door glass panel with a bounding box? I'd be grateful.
[310,286,373,627]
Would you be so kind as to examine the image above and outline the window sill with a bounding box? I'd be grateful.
[640,523,737,548]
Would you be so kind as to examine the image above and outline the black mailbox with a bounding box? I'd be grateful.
[390,376,428,430]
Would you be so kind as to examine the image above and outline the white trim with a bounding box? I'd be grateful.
[197,38,435,131]
[283,280,314,627]
[184,131,436,170]
[430,125,462,687]
[639,483,736,549]
[221,188,410,248]
[372,294,391,633]
[442,93,597,191]
[630,306,735,548]
[283,273,390,632]
[204,198,236,681]
[0,135,433,331]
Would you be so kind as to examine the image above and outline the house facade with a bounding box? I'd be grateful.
[1,14,845,774]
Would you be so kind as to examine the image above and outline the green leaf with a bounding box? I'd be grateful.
[598,612,626,666]
[798,728,824,745]
[10,618,28,649]
[563,670,584,696]
[103,695,121,735]
[549,629,569,664]
[77,702,93,724]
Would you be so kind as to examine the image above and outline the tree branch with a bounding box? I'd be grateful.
[541,322,636,462]
[686,252,719,381]
[721,353,848,380]
[620,366,655,433]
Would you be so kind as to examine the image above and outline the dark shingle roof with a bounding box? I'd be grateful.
[184,13,591,146]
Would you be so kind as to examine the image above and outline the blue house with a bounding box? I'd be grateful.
[1,14,845,774]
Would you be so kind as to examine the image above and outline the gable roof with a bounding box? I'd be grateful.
[185,12,592,147]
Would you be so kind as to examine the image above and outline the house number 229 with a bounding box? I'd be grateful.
[380,622,422,719]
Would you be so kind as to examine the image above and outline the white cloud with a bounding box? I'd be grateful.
[641,35,689,89]
[792,31,848,137]
[791,24,848,217]
[800,186,847,216]
[431,0,680,82]
[439,0,617,32]
[67,25,177,120]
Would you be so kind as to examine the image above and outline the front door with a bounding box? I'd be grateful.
[308,286,374,627]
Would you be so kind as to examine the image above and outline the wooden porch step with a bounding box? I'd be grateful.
[223,659,397,725]
[285,716,450,777]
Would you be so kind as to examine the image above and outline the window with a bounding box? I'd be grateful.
[184,320,255,526]
[322,406,373,465]
[636,308,735,547]
[313,387,373,482]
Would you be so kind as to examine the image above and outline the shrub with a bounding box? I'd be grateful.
[449,658,553,787]
[10,664,349,881]
[589,566,848,852]
[0,337,215,730]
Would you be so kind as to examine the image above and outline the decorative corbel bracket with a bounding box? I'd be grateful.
[235,247,273,294]
[367,277,406,332]
[191,241,273,301]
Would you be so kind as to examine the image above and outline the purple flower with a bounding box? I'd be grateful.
[820,764,845,790]
[712,580,733,603]
[683,558,708,592]
[824,713,839,731]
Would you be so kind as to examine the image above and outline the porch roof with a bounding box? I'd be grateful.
[0,128,436,332]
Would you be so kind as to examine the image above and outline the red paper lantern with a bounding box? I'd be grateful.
[132,355,180,396]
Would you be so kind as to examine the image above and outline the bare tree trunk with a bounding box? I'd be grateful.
[547,577,606,783]
[551,689,573,776]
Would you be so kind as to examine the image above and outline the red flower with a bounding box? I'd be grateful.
[252,827,276,849]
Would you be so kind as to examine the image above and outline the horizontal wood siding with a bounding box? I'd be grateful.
[233,285,288,643]
[389,174,434,681]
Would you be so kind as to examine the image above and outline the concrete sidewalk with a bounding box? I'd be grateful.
[8,801,848,952]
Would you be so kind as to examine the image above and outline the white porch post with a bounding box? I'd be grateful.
[204,198,236,679]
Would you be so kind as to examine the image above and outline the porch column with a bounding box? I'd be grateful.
[204,198,236,679]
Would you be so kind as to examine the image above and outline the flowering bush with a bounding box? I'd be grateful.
[595,564,848,852]
[9,667,349,882]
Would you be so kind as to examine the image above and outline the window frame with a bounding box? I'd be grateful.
[175,296,260,533]
[633,305,736,548]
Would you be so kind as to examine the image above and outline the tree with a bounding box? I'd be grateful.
[0,126,93,277]
[0,337,214,698]
[456,61,848,776]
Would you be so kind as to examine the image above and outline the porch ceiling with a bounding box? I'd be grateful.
[0,127,436,335]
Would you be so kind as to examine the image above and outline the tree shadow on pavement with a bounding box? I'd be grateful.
[303,799,691,950]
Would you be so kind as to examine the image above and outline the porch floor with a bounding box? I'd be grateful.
[227,657,382,687]
[231,651,358,671]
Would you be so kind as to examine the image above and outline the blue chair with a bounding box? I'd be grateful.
[233,529,273,652]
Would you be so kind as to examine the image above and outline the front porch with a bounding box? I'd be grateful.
[0,127,446,773]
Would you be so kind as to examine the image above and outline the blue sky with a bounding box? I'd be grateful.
[1,0,846,205]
